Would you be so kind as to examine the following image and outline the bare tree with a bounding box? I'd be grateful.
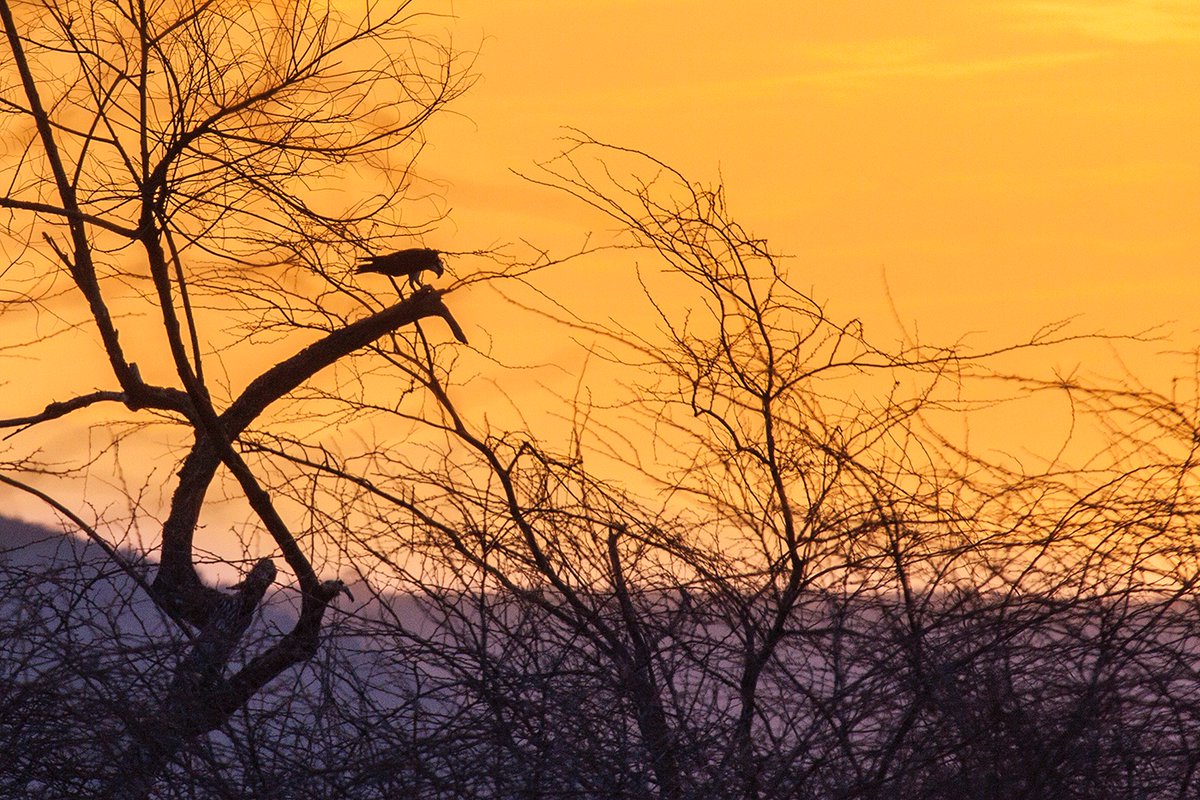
[293,137,1200,799]
[5,2,1200,797]
[1,0,471,795]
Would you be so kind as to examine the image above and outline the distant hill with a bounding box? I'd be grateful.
[0,514,428,635]
[4,515,1200,798]
[0,515,78,561]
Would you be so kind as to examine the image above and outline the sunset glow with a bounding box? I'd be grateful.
[5,3,1200,793]
[426,1,1198,344]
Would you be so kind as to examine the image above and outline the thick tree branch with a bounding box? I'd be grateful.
[0,197,140,237]
[154,286,465,625]
[0,384,193,440]
[0,391,126,436]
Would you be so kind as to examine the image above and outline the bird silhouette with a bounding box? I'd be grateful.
[356,247,445,287]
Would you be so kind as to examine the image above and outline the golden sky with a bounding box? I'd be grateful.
[423,0,1199,352]
[3,0,1198,563]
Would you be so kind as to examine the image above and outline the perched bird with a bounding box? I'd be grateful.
[321,578,356,603]
[356,247,445,287]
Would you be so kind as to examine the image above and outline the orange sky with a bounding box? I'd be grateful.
[3,1,1198,565]
[422,0,1198,351]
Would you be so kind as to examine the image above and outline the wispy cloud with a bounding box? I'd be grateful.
[1009,1,1200,43]
[782,48,1102,88]
[675,43,1104,100]
[580,42,1103,107]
